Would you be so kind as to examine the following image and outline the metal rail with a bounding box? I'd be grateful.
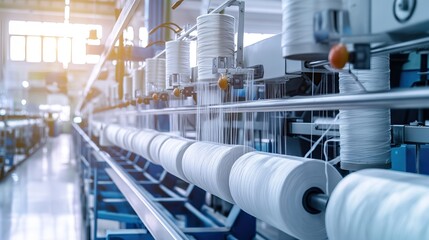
[95,151,188,240]
[93,87,429,117]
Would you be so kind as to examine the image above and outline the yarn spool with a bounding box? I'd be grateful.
[123,75,133,100]
[148,134,171,165]
[182,141,254,203]
[132,68,145,98]
[146,58,166,92]
[229,152,342,239]
[326,169,429,240]
[281,0,342,61]
[197,14,235,81]
[339,54,391,170]
[131,130,159,162]
[166,40,191,89]
[159,138,194,180]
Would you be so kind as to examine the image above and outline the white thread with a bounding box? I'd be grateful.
[197,14,235,81]
[281,0,341,60]
[229,152,342,239]
[132,68,145,98]
[131,129,159,162]
[339,54,391,169]
[182,141,253,203]
[159,138,194,181]
[146,58,166,92]
[148,134,171,165]
[166,40,191,89]
[326,169,429,240]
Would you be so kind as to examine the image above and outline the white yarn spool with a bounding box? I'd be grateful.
[123,75,133,100]
[182,142,253,203]
[104,124,121,145]
[197,14,235,81]
[326,169,429,240]
[166,40,191,89]
[131,130,159,162]
[159,138,194,180]
[339,54,391,170]
[229,152,342,239]
[132,68,145,98]
[146,58,166,92]
[123,129,138,151]
[281,0,341,60]
[148,134,171,165]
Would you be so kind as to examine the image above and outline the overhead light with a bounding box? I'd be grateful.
[22,80,29,88]
[73,116,82,123]
[21,99,27,106]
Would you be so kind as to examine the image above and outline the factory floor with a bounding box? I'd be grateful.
[0,134,82,240]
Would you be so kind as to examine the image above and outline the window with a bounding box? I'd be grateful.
[9,36,25,61]
[8,20,103,65]
[43,37,57,62]
[139,27,148,47]
[26,36,42,62]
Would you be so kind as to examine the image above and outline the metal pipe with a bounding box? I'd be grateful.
[308,193,329,212]
[94,87,429,117]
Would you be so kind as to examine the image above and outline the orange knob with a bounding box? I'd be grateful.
[152,93,159,101]
[218,75,229,90]
[173,88,181,97]
[329,44,349,69]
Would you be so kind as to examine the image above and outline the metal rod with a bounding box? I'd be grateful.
[94,87,429,117]
[309,193,329,212]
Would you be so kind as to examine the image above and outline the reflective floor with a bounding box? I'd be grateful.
[0,134,82,240]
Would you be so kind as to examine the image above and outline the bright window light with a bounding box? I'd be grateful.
[10,36,25,61]
[43,37,57,62]
[58,37,72,64]
[139,27,148,47]
[72,38,86,64]
[26,36,42,62]
[9,20,103,64]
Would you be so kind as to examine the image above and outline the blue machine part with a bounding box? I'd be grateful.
[419,145,429,175]
[391,145,417,173]
[74,125,256,240]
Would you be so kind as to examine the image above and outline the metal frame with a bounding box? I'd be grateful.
[77,0,245,115]
[75,0,143,115]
